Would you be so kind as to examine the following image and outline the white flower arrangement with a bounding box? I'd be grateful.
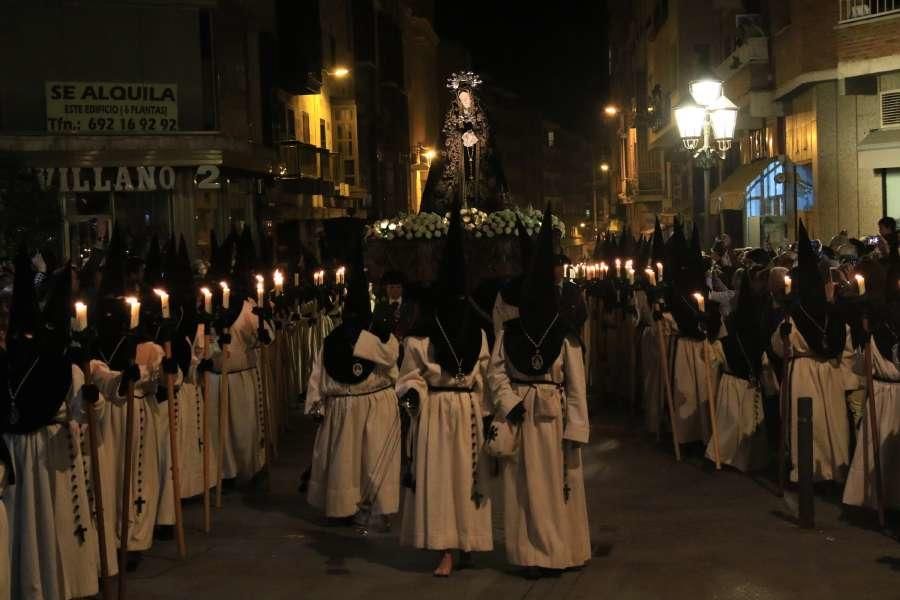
[367,207,566,241]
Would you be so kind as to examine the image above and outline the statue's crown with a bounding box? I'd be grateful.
[446,71,482,91]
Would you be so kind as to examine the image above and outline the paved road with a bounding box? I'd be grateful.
[129,413,900,600]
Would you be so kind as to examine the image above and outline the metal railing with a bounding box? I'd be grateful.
[840,0,900,21]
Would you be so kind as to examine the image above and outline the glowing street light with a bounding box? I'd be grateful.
[599,162,610,173]
[329,67,350,78]
[603,105,619,117]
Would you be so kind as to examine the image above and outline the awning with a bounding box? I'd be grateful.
[709,159,775,214]
[858,129,900,171]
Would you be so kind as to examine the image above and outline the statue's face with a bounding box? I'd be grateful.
[458,90,473,110]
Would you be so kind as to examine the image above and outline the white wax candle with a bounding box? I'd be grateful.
[257,282,264,307]
[855,274,866,296]
[201,287,213,314]
[196,323,206,350]
[126,296,140,329]
[601,263,609,279]
[692,292,705,313]
[784,275,792,295]
[627,268,635,284]
[294,273,299,287]
[645,268,657,287]
[274,270,284,295]
[74,301,88,332]
[154,289,170,319]
[656,262,664,282]
[615,259,622,277]
[220,282,230,309]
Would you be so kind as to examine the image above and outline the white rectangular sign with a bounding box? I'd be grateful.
[46,81,179,134]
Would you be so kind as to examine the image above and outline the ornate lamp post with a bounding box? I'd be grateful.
[674,77,738,245]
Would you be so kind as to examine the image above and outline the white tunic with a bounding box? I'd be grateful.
[306,331,401,518]
[0,460,8,600]
[396,333,494,552]
[771,319,859,482]
[843,340,900,509]
[492,291,519,342]
[672,335,723,444]
[3,365,103,600]
[642,313,677,434]
[488,335,591,570]
[704,361,768,473]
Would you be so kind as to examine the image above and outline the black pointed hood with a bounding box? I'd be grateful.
[99,226,127,298]
[207,229,222,280]
[233,225,257,282]
[144,234,163,291]
[430,202,482,378]
[651,217,666,265]
[40,261,73,350]
[8,243,38,344]
[721,269,765,381]
[504,204,567,375]
[791,220,845,358]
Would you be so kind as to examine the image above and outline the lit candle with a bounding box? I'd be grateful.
[615,258,622,278]
[601,263,609,279]
[274,270,284,295]
[656,262,664,282]
[783,275,792,295]
[645,268,657,287]
[201,287,213,314]
[74,301,88,332]
[625,259,633,272]
[257,282,265,307]
[855,274,866,296]
[336,267,346,285]
[125,296,140,330]
[153,289,170,319]
[294,273,299,287]
[627,268,635,284]
[196,323,206,350]
[692,292,705,313]
[219,282,230,309]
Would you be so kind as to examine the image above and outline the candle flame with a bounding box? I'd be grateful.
[219,281,229,291]
[125,296,138,306]
[255,274,264,284]
[273,270,284,284]
[200,287,212,298]
[153,288,168,299]
[75,301,87,310]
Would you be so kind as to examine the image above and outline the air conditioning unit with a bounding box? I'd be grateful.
[882,90,900,128]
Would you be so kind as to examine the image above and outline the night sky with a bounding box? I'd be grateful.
[435,2,609,135]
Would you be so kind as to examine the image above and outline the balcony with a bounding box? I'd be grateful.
[840,0,900,21]
[276,141,346,197]
[716,37,769,83]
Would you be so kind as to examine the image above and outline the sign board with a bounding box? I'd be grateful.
[45,82,179,134]
[33,165,220,192]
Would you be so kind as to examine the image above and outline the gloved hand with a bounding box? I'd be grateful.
[218,332,232,346]
[117,364,140,396]
[161,356,178,375]
[400,389,420,413]
[155,386,169,403]
[482,415,494,434]
[506,401,526,425]
[197,358,215,374]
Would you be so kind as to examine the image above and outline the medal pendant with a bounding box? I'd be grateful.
[9,402,19,425]
[352,362,364,377]
[821,335,830,353]
[531,352,544,370]
[455,371,465,383]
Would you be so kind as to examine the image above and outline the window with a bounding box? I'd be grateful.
[795,163,814,211]
[334,105,357,186]
[745,160,786,217]
[320,119,327,149]
[886,169,900,218]
[301,111,311,143]
[547,131,555,148]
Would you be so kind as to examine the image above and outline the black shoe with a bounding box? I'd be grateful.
[154,525,175,541]
[125,551,143,572]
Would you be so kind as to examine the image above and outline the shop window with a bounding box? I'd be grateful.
[796,163,814,211]
[746,160,785,217]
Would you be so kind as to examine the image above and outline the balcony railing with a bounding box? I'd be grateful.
[840,0,900,21]
[276,141,352,198]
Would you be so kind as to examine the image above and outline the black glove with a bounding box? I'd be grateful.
[161,356,178,375]
[275,321,283,331]
[197,358,215,374]
[400,389,420,412]
[482,415,494,434]
[506,401,526,425]
[82,384,101,405]
[258,329,272,345]
[155,386,169,403]
[219,332,232,346]
[117,364,140,396]
[780,322,793,337]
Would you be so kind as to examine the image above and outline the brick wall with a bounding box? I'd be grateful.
[838,16,900,62]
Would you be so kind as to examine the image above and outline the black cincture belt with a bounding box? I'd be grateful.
[215,365,257,375]
[874,377,900,385]
[510,378,563,388]
[428,385,475,393]
[326,384,394,399]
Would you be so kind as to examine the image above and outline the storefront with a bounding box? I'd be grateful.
[859,129,900,220]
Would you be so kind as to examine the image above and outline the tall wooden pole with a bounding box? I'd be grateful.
[81,362,112,600]
[863,317,886,527]
[118,375,135,600]
[655,308,681,461]
[162,341,187,558]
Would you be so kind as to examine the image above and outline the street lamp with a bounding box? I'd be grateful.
[599,162,610,173]
[674,76,738,245]
[328,67,350,78]
[604,105,619,117]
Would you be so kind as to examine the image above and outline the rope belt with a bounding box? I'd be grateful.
[874,377,900,385]
[326,383,393,399]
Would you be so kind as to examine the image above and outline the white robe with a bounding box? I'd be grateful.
[488,335,591,570]
[771,319,859,482]
[396,334,494,552]
[843,340,900,509]
[704,364,768,472]
[0,461,8,600]
[3,365,103,600]
[642,313,677,435]
[214,300,273,481]
[672,336,723,444]
[306,331,401,517]
[492,291,519,342]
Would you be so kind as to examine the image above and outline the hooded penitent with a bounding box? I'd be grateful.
[721,269,765,382]
[94,227,135,371]
[322,229,376,384]
[170,235,198,374]
[792,220,845,358]
[651,217,666,267]
[504,205,566,375]
[668,223,712,340]
[430,202,482,379]
[144,234,163,292]
[1,244,72,433]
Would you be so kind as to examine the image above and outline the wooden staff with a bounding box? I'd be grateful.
[655,308,681,461]
[863,316,887,527]
[162,340,187,558]
[200,330,212,533]
[703,338,722,470]
[778,326,791,496]
[81,363,112,600]
[118,372,136,600]
[216,327,230,509]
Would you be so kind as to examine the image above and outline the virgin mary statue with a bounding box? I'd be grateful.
[419,72,508,215]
